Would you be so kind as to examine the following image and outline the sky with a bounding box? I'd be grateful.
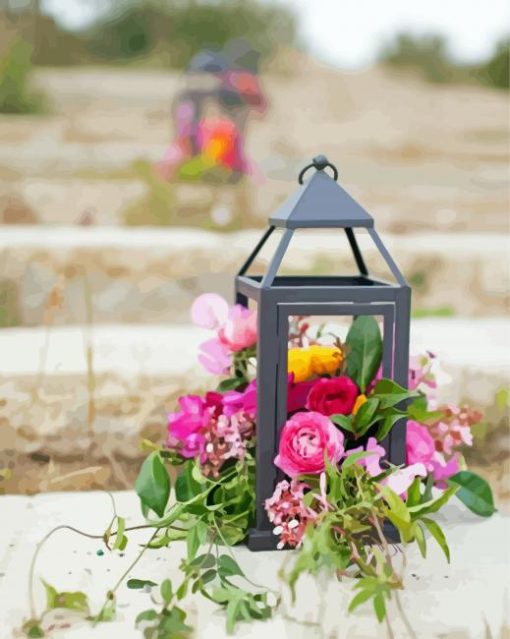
[42,0,510,69]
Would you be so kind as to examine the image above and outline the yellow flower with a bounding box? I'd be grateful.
[288,345,343,382]
[352,394,367,416]
[308,345,343,376]
[288,348,312,383]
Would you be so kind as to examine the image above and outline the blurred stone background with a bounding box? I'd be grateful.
[0,0,508,498]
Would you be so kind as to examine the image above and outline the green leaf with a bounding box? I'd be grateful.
[127,578,158,590]
[218,554,245,578]
[406,477,422,507]
[348,587,374,612]
[375,413,404,441]
[190,553,216,569]
[414,523,427,558]
[26,624,45,638]
[421,517,450,562]
[175,461,203,503]
[187,524,200,562]
[135,609,158,625]
[200,569,217,585]
[448,471,496,518]
[345,316,383,392]
[226,599,240,634]
[42,581,89,613]
[381,486,410,522]
[161,579,173,604]
[353,397,380,435]
[373,593,386,623]
[112,516,127,551]
[217,377,244,392]
[342,450,376,470]
[134,452,170,518]
[330,414,355,433]
[408,486,458,517]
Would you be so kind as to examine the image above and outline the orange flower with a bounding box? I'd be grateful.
[352,394,367,416]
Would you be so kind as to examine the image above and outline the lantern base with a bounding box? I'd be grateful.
[247,528,280,552]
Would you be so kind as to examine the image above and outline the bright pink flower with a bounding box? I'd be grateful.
[218,305,257,352]
[198,338,232,375]
[167,394,213,461]
[222,380,257,419]
[306,376,359,416]
[275,411,344,477]
[406,420,436,470]
[429,404,477,455]
[191,293,229,330]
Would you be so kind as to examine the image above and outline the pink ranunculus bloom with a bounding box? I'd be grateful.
[385,462,427,496]
[406,420,436,471]
[191,293,229,330]
[198,338,232,375]
[306,376,359,416]
[218,304,257,352]
[275,411,345,477]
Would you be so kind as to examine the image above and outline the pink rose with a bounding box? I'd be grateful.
[218,305,257,352]
[275,411,345,477]
[306,376,359,416]
[406,420,436,470]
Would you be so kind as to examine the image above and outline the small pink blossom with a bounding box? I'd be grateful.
[222,380,257,419]
[264,479,318,549]
[431,453,460,488]
[275,411,345,477]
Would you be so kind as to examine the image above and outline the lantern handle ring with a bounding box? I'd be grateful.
[298,154,339,184]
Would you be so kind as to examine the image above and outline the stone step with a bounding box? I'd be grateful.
[0,319,508,468]
[0,226,508,328]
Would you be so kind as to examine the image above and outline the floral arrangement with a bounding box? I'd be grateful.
[24,294,495,639]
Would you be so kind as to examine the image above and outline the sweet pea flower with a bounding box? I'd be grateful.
[222,380,257,419]
[191,293,229,330]
[385,462,427,495]
[275,411,345,477]
[198,338,232,375]
[218,305,257,352]
[431,453,460,488]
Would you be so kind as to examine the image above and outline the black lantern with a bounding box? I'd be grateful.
[235,155,411,551]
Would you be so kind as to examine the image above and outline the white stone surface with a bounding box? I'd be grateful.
[0,490,508,639]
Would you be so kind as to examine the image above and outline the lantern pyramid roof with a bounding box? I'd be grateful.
[269,161,374,229]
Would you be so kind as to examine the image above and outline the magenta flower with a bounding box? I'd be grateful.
[406,420,436,471]
[275,411,345,477]
[222,380,257,419]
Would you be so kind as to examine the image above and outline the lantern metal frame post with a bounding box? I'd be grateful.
[234,156,411,551]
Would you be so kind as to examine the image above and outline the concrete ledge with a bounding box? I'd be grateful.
[0,490,508,638]
[0,319,508,463]
[0,226,508,326]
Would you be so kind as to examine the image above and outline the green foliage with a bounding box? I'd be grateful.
[380,32,509,90]
[86,0,298,68]
[331,378,417,440]
[127,578,158,589]
[476,39,510,90]
[0,40,47,115]
[345,316,383,392]
[449,471,496,517]
[135,451,171,518]
[42,580,90,613]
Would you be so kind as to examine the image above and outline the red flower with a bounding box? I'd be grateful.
[306,376,359,416]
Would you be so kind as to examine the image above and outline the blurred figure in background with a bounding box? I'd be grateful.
[156,39,267,184]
